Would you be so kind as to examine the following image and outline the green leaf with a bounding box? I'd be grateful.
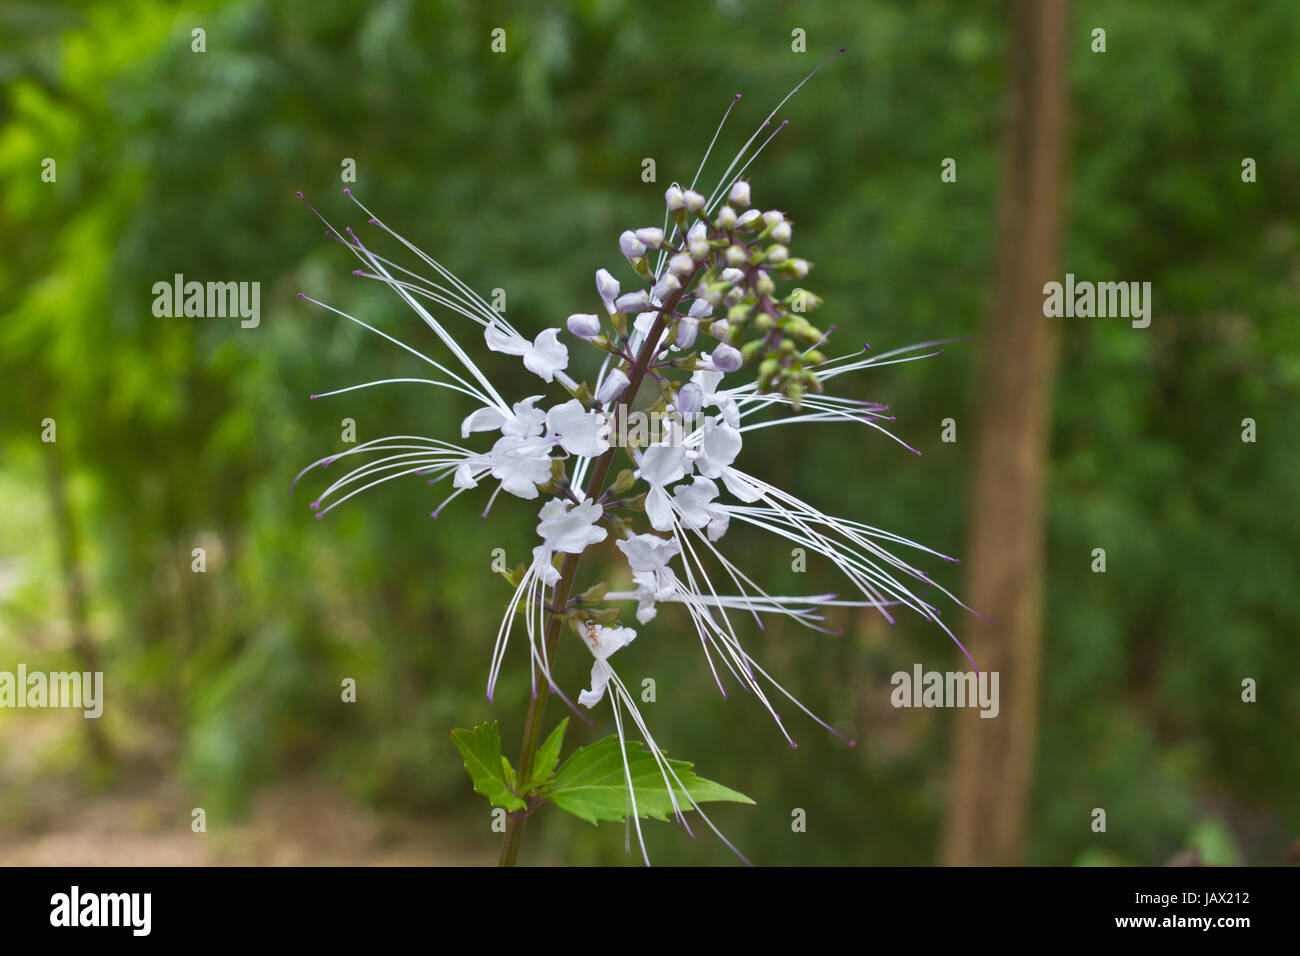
[450,723,526,812]
[546,735,754,825]
[529,718,569,790]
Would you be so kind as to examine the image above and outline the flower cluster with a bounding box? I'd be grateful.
[294,61,972,862]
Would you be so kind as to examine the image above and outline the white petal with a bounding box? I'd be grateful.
[485,322,528,355]
[460,406,507,438]
[646,485,674,532]
[579,661,610,708]
[547,400,609,458]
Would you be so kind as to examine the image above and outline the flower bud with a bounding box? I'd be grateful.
[729,180,751,207]
[595,368,630,405]
[615,290,650,313]
[683,189,706,213]
[721,267,745,284]
[688,297,714,319]
[688,239,710,260]
[737,209,762,229]
[715,205,738,230]
[676,382,703,416]
[668,253,695,277]
[725,244,748,267]
[652,273,681,300]
[596,268,620,313]
[634,227,665,249]
[567,313,602,338]
[766,244,788,265]
[710,319,729,338]
[687,221,707,242]
[710,343,743,372]
[771,221,792,244]
[788,258,810,279]
[619,230,646,259]
[755,272,776,297]
[665,185,685,210]
[762,210,784,227]
[675,317,699,349]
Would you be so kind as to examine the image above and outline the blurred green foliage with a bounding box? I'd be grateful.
[1,0,1296,864]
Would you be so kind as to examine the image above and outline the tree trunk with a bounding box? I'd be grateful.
[941,0,1068,866]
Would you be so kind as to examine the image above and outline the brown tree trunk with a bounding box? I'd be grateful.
[941,0,1068,866]
[44,438,111,763]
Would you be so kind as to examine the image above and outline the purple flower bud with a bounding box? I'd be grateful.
[721,267,745,284]
[710,319,729,338]
[567,313,602,338]
[677,381,703,416]
[716,205,738,230]
[615,290,650,313]
[665,185,685,210]
[676,317,699,349]
[595,368,630,405]
[762,210,785,227]
[688,239,710,260]
[619,230,646,259]
[687,221,707,242]
[729,180,751,207]
[738,209,762,228]
[652,273,681,300]
[771,221,792,244]
[635,227,665,249]
[688,297,714,319]
[710,343,742,372]
[668,253,695,277]
[683,190,706,213]
[596,268,620,312]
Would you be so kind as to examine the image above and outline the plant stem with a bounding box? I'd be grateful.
[498,274,694,866]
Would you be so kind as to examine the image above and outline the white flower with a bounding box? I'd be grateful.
[546,399,610,458]
[596,269,621,313]
[578,624,637,708]
[671,476,730,541]
[693,417,743,479]
[630,570,661,623]
[460,394,545,439]
[729,180,751,207]
[531,544,560,586]
[617,533,682,595]
[485,323,570,383]
[537,497,607,554]
[487,433,554,499]
[676,382,703,416]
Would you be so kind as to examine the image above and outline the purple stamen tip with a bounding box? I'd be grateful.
[310,501,320,510]
[309,394,317,400]
[790,741,799,749]
[840,48,846,53]
[353,270,363,276]
[848,739,857,747]
[343,187,351,195]
[314,512,323,520]
[295,190,303,198]
[297,292,306,298]
[863,342,871,350]
[368,218,378,225]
